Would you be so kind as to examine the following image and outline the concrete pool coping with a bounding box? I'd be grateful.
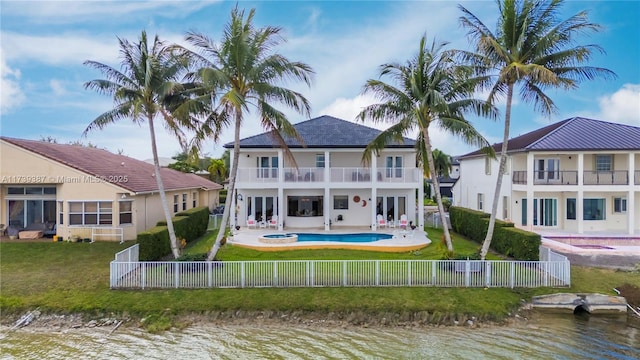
[538,231,640,255]
[228,227,431,252]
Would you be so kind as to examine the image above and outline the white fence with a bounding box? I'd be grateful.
[110,245,570,289]
[91,227,124,243]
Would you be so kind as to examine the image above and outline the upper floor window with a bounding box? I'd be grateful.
[182,193,187,211]
[536,158,560,182]
[595,155,613,171]
[484,157,491,175]
[386,156,403,178]
[316,154,325,168]
[173,195,179,213]
[257,156,278,178]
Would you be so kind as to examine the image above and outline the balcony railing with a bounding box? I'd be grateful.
[512,170,632,185]
[235,167,420,184]
[583,171,628,185]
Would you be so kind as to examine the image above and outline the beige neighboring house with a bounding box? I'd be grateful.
[0,137,222,241]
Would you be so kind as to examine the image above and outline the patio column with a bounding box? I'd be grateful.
[371,153,378,231]
[628,153,636,235]
[526,152,534,230]
[577,153,584,234]
[278,187,284,231]
[418,175,424,228]
[324,187,330,231]
[324,150,330,183]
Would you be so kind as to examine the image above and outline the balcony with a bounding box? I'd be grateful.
[512,170,633,185]
[235,167,421,184]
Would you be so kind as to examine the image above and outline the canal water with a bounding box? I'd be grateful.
[1,314,638,359]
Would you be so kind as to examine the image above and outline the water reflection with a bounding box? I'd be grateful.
[1,314,638,359]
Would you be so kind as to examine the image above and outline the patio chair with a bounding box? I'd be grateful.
[376,214,387,228]
[268,215,278,229]
[246,215,257,229]
[399,214,408,229]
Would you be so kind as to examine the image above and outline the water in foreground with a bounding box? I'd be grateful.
[1,314,638,359]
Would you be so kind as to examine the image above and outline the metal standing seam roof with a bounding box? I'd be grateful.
[225,115,417,149]
[460,117,640,159]
[1,137,222,194]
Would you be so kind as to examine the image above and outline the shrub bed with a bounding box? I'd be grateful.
[449,206,540,260]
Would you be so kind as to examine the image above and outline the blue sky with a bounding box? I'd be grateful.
[1,0,639,161]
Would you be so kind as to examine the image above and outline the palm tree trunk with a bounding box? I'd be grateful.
[480,83,514,260]
[148,116,181,259]
[208,111,242,261]
[423,127,454,253]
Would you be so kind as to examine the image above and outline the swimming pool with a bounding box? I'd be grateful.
[295,233,393,242]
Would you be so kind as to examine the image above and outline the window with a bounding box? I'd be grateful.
[485,157,491,175]
[316,154,325,168]
[477,193,484,211]
[334,195,348,209]
[68,201,112,225]
[502,196,509,219]
[192,192,197,208]
[566,198,576,220]
[595,155,613,171]
[257,156,278,178]
[173,195,179,213]
[613,197,627,213]
[287,196,323,217]
[182,193,187,211]
[119,201,133,224]
[58,201,64,225]
[6,186,56,195]
[386,156,403,178]
[536,158,560,182]
[584,198,605,220]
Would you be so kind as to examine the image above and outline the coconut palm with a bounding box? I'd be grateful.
[208,158,227,183]
[83,31,193,259]
[358,34,496,253]
[432,149,452,178]
[458,0,616,259]
[176,7,314,260]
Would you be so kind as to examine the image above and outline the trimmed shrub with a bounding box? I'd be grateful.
[449,206,540,260]
[137,206,211,260]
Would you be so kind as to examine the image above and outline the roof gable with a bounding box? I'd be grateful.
[227,115,416,149]
[460,117,640,158]
[1,137,222,193]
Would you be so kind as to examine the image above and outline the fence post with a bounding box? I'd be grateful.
[510,262,515,289]
[343,260,347,286]
[175,262,180,288]
[375,261,380,286]
[310,261,314,287]
[208,261,212,288]
[465,259,470,287]
[408,261,412,286]
[544,261,549,287]
[241,262,245,288]
[485,261,491,287]
[431,260,436,285]
[274,260,278,287]
[141,262,146,289]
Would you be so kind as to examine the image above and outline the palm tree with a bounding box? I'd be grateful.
[83,31,193,259]
[358,34,496,253]
[432,149,452,178]
[176,7,314,261]
[207,158,227,183]
[458,0,616,259]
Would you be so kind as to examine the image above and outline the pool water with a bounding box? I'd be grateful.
[295,233,393,243]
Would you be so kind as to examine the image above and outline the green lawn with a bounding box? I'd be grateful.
[1,228,638,330]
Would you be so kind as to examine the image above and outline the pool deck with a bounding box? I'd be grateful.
[538,230,640,256]
[228,227,431,252]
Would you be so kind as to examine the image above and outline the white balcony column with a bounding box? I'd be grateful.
[371,187,378,231]
[278,149,284,183]
[418,176,425,228]
[526,152,534,229]
[628,153,636,235]
[577,153,584,234]
[324,150,330,183]
[324,187,331,231]
[278,187,284,231]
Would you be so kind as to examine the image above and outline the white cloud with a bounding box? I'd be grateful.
[0,55,25,114]
[595,84,640,126]
[49,79,67,96]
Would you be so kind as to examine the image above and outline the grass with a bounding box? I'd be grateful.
[1,228,638,329]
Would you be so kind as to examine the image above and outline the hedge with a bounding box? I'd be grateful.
[449,206,540,260]
[137,206,211,261]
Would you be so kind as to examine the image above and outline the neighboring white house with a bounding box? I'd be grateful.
[427,157,460,202]
[452,117,640,235]
[227,115,424,231]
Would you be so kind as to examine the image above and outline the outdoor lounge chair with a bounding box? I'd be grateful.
[377,214,387,228]
[246,215,257,229]
[399,214,408,229]
[268,215,278,229]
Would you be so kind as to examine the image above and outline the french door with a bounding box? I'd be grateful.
[522,198,557,226]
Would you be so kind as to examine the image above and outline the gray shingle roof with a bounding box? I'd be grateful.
[225,115,416,149]
[1,137,222,193]
[460,117,640,158]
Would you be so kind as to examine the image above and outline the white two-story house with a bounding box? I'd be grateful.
[227,115,424,231]
[453,117,640,235]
